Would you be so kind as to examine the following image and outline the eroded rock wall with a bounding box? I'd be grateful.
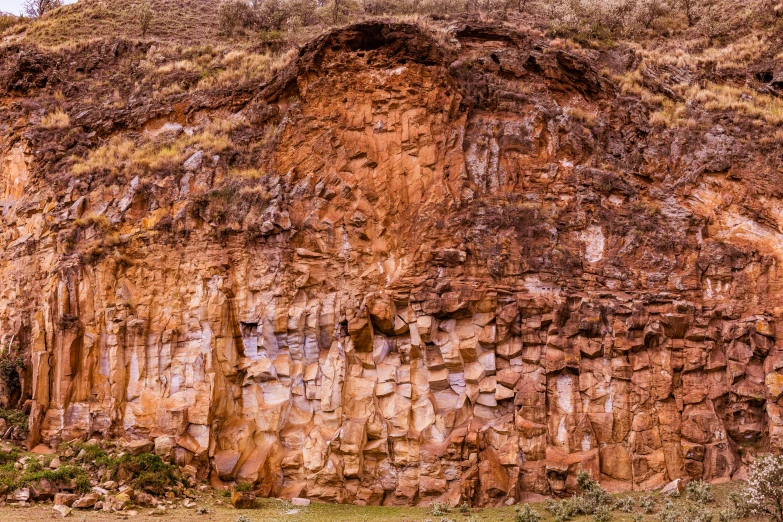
[2,22,783,506]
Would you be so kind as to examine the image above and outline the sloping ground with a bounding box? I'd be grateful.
[7,0,222,47]
[2,14,783,508]
[0,481,754,520]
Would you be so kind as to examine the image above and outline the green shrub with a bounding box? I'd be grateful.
[106,452,178,494]
[725,490,749,518]
[575,470,612,515]
[745,454,783,522]
[0,352,25,400]
[234,482,254,492]
[613,496,635,512]
[15,463,91,492]
[686,480,713,504]
[0,448,19,465]
[718,505,739,522]
[74,442,111,467]
[639,495,656,513]
[546,498,578,522]
[431,500,450,516]
[74,473,91,493]
[515,504,541,522]
[658,499,680,522]
[593,504,612,522]
[682,503,714,522]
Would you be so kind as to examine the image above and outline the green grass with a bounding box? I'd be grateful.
[0,455,91,493]
[0,479,761,522]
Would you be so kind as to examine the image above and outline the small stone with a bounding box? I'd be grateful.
[291,497,310,507]
[183,150,203,171]
[49,457,61,469]
[195,506,208,515]
[231,490,255,509]
[660,478,684,496]
[125,439,154,455]
[52,504,72,517]
[114,491,131,510]
[73,493,99,508]
[135,492,157,507]
[54,492,78,506]
[102,480,118,490]
[11,488,29,502]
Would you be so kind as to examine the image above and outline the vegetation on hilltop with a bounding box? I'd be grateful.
[0,0,780,50]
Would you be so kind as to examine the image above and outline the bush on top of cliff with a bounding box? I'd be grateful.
[0,12,20,33]
[12,0,780,52]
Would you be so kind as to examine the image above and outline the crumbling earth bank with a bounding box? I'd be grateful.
[1,21,783,506]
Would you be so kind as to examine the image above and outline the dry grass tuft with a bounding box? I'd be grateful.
[692,83,783,125]
[565,107,596,126]
[71,116,243,178]
[40,109,70,129]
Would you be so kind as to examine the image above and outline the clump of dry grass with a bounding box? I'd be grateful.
[71,116,243,177]
[635,33,769,75]
[648,101,687,127]
[196,48,295,91]
[40,109,70,129]
[229,168,264,180]
[565,107,596,126]
[691,83,783,125]
[612,67,668,106]
[0,12,21,33]
[73,213,111,230]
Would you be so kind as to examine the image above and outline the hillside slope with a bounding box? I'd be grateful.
[2,2,783,507]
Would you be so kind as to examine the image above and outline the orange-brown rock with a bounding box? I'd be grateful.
[2,20,783,507]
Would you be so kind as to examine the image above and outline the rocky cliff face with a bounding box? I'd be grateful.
[2,21,783,506]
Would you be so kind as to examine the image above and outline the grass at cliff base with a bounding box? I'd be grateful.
[0,482,761,522]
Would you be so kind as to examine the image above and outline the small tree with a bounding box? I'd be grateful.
[633,0,671,29]
[679,0,701,26]
[333,0,343,22]
[22,0,62,18]
[135,0,154,37]
[219,0,256,36]
[0,11,19,32]
[745,454,783,522]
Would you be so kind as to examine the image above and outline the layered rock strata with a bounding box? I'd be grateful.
[1,22,783,506]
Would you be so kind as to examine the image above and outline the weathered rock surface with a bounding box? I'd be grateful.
[1,21,783,507]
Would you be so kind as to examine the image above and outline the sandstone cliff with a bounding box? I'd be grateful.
[2,20,783,507]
